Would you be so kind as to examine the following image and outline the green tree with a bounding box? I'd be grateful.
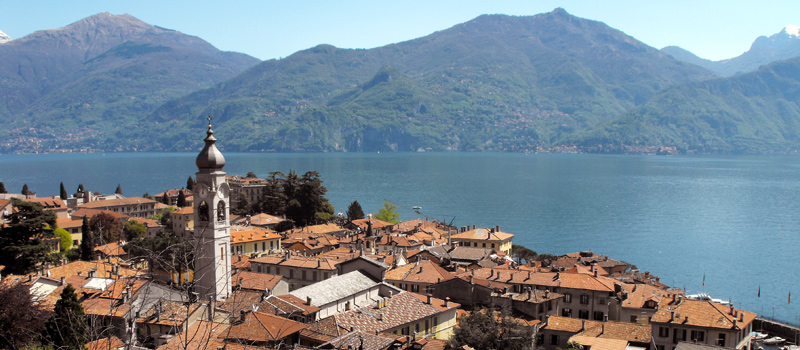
[44,284,88,350]
[512,244,537,264]
[79,217,95,261]
[246,171,258,178]
[54,228,73,252]
[160,193,171,205]
[89,212,123,243]
[176,190,187,207]
[115,184,123,195]
[297,171,331,226]
[59,182,68,200]
[347,200,365,220]
[0,282,47,349]
[123,220,147,241]
[21,184,31,196]
[373,201,400,224]
[0,182,6,194]
[260,171,287,215]
[0,199,57,274]
[76,184,84,193]
[448,307,533,350]
[186,176,195,191]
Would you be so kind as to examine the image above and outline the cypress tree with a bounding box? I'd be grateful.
[177,190,187,207]
[44,284,88,350]
[115,184,123,195]
[21,184,30,196]
[79,217,94,261]
[347,200,365,220]
[161,192,171,205]
[60,182,68,200]
[0,182,6,193]
[186,176,195,191]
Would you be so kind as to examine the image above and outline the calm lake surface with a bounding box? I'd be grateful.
[1,152,798,323]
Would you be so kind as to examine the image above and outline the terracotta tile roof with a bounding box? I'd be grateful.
[293,223,346,235]
[172,207,193,215]
[385,260,454,285]
[56,218,83,229]
[575,319,652,343]
[230,227,280,243]
[350,218,394,231]
[77,197,156,208]
[334,292,459,334]
[233,271,284,291]
[100,278,148,300]
[94,242,126,256]
[248,213,286,226]
[45,260,141,280]
[457,268,615,292]
[83,297,131,317]
[225,311,308,343]
[232,254,251,269]
[129,217,161,228]
[650,298,756,330]
[569,336,630,350]
[546,315,592,333]
[137,300,201,327]
[450,227,514,242]
[621,283,675,309]
[283,231,339,249]
[271,294,320,316]
[251,253,338,271]
[86,336,125,350]
[70,208,129,221]
[154,189,192,198]
[157,320,229,350]
[25,197,66,209]
[299,316,348,344]
[377,235,424,249]
[321,330,396,350]
[492,289,564,303]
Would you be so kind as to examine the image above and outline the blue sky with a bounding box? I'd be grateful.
[1,0,797,61]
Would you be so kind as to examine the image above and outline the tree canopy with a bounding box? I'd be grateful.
[0,199,57,274]
[373,201,400,224]
[347,200,365,220]
[448,307,534,350]
[59,182,68,200]
[44,284,88,350]
[257,170,333,227]
[79,217,94,261]
[123,220,147,241]
[54,227,73,252]
[0,282,47,349]
[89,212,122,243]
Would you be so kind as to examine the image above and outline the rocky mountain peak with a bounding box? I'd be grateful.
[0,29,11,44]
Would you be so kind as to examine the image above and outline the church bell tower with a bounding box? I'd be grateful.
[193,117,232,300]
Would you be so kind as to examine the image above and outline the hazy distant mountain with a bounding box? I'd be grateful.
[0,30,11,44]
[138,8,710,152]
[577,56,800,153]
[663,25,800,77]
[0,13,259,151]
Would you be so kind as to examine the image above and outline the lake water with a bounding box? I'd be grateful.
[1,152,799,324]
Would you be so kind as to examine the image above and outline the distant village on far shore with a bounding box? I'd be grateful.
[0,125,780,350]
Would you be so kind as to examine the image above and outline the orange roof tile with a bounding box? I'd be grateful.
[225,311,308,343]
[232,271,284,291]
[230,227,280,243]
[385,260,454,285]
[86,336,125,350]
[650,298,756,330]
[77,197,156,208]
[451,227,514,241]
[157,320,229,350]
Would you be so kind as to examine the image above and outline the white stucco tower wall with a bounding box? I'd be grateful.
[193,119,232,301]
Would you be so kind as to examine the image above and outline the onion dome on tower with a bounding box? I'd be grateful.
[196,116,226,171]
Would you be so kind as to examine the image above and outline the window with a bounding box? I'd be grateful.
[673,329,686,343]
[691,330,705,342]
[580,295,590,304]
[564,293,572,303]
[313,271,318,281]
[593,311,604,321]
[323,272,329,279]
[491,243,495,248]
[434,317,438,327]
[262,242,266,251]
[289,269,294,278]
[275,267,280,275]
[254,243,258,252]
[538,304,544,313]
[578,310,589,319]
[425,320,429,332]
[482,243,486,247]
[302,270,307,280]
[416,323,420,333]
[632,315,639,323]
[550,335,559,345]
[657,346,665,350]
[266,266,271,274]
[562,308,572,317]
[717,333,726,346]
[412,284,420,293]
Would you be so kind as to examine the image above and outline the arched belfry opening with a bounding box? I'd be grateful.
[217,200,226,222]
[198,201,210,222]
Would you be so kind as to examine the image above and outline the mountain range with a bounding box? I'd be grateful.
[1,10,799,154]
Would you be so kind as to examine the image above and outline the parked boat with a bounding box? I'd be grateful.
[763,337,786,345]
[752,332,769,340]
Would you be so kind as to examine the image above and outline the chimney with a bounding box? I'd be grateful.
[122,290,129,303]
[60,276,66,285]
[470,276,474,284]
[307,296,312,305]
[490,270,494,278]
[389,291,393,298]
[496,225,500,232]
[445,297,450,308]
[88,268,96,278]
[685,316,689,324]
[427,295,432,305]
[528,288,533,301]
[581,320,586,331]
[545,289,550,299]
[729,304,735,315]
[472,224,476,230]
[670,310,675,322]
